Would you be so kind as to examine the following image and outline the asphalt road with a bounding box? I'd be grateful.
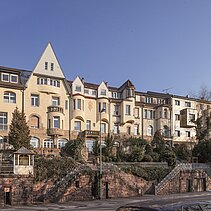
[2,192,211,211]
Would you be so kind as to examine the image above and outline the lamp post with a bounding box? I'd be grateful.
[99,107,106,200]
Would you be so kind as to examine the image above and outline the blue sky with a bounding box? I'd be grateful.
[1,0,211,96]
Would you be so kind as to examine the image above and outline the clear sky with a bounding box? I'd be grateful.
[1,0,211,96]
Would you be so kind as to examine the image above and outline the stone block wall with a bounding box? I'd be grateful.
[0,175,33,207]
[157,169,210,195]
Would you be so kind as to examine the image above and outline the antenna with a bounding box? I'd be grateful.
[162,87,172,94]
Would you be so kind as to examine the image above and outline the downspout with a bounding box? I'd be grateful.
[68,94,71,140]
[141,105,144,140]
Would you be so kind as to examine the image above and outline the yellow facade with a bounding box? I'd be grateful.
[0,43,210,156]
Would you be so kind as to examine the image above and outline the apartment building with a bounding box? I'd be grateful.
[0,43,210,156]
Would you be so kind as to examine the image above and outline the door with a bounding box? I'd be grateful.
[4,187,11,205]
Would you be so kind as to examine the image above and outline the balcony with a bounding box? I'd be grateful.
[47,128,64,136]
[47,106,64,113]
[180,108,196,128]
[81,130,100,138]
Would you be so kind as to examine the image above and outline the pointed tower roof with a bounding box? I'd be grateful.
[119,80,135,91]
[33,43,65,79]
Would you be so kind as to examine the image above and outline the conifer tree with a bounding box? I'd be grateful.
[8,107,31,150]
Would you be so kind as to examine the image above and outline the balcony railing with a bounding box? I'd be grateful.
[47,106,64,113]
[81,130,100,137]
[47,128,64,136]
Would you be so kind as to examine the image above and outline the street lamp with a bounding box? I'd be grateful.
[99,107,106,200]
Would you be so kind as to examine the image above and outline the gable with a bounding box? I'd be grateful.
[33,43,65,79]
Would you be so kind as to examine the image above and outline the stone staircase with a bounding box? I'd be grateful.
[37,165,92,202]
[155,163,210,195]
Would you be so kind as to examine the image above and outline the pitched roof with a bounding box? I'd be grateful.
[14,146,34,154]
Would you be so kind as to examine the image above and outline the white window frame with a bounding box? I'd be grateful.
[74,121,81,131]
[125,105,131,115]
[1,73,9,82]
[10,74,18,83]
[53,116,60,128]
[52,97,60,106]
[31,94,39,107]
[4,92,16,103]
[0,112,8,131]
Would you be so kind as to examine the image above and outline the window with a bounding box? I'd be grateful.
[86,120,91,130]
[84,89,89,94]
[53,116,60,128]
[113,125,119,134]
[31,94,39,107]
[10,74,18,83]
[134,108,139,118]
[29,115,39,128]
[185,101,191,107]
[30,137,39,148]
[102,102,106,112]
[114,105,120,115]
[175,114,180,121]
[44,139,53,148]
[125,105,131,115]
[101,123,106,133]
[163,125,170,137]
[45,62,48,70]
[186,131,191,137]
[164,109,168,119]
[101,89,106,96]
[112,92,118,98]
[58,139,67,149]
[92,90,97,96]
[147,125,153,136]
[145,97,153,104]
[189,114,195,122]
[134,124,139,136]
[52,97,60,106]
[127,126,131,135]
[51,63,54,71]
[38,77,48,85]
[1,73,9,82]
[0,112,8,130]
[65,100,68,110]
[74,121,81,131]
[4,92,16,103]
[77,99,81,110]
[144,110,153,119]
[175,100,180,106]
[50,79,60,87]
[75,85,81,92]
[175,130,180,137]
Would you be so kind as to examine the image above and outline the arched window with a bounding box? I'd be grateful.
[30,137,40,148]
[147,125,153,136]
[164,109,168,119]
[43,139,53,148]
[58,139,68,149]
[29,115,40,128]
[4,91,16,103]
[0,136,3,144]
[163,125,170,137]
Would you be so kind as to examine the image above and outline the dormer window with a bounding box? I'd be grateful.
[45,62,48,70]
[10,74,18,83]
[1,73,9,82]
[51,63,54,71]
[101,89,106,96]
[75,85,81,92]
